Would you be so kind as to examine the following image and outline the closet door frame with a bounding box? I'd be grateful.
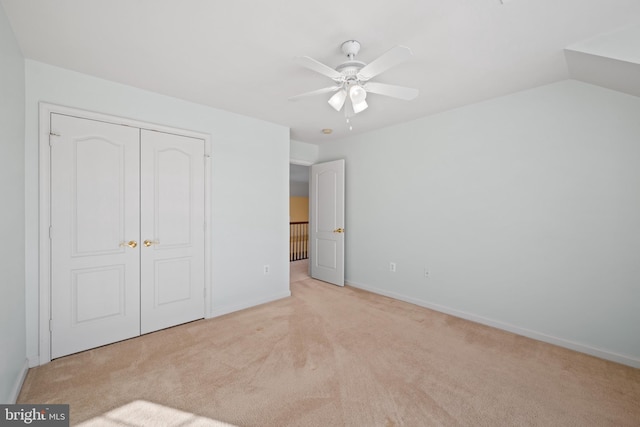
[38,102,212,365]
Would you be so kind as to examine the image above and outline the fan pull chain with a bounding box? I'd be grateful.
[345,108,354,131]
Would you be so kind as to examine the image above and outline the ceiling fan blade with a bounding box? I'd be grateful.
[288,85,342,101]
[294,56,343,81]
[364,82,419,101]
[357,45,413,81]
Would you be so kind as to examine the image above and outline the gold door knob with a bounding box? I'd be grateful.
[333,228,344,233]
[143,240,159,247]
[120,240,138,248]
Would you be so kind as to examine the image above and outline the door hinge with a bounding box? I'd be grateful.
[49,132,60,146]
[49,319,53,332]
[49,226,52,240]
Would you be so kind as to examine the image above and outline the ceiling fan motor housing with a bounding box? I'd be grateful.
[338,40,366,78]
[336,61,366,77]
[341,40,361,57]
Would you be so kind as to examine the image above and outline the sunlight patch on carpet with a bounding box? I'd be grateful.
[76,400,237,426]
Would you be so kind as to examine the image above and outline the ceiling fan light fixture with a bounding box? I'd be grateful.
[352,99,368,114]
[328,89,347,111]
[349,84,368,114]
[292,41,417,122]
[349,85,367,104]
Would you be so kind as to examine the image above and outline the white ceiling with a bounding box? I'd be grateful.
[2,0,640,144]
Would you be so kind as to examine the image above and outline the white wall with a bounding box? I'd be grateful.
[290,180,309,197]
[0,2,26,403]
[319,80,640,367]
[290,139,318,165]
[25,60,290,363]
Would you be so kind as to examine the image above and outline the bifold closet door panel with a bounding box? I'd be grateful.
[50,114,141,359]
[139,130,206,334]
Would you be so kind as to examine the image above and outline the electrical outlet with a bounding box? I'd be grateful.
[264,265,270,275]
[389,262,396,272]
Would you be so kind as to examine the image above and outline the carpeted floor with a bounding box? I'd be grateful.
[18,260,640,426]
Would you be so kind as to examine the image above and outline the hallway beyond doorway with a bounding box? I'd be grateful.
[290,259,309,283]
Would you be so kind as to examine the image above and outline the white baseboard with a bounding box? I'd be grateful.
[209,291,291,318]
[346,280,640,369]
[8,359,29,403]
[28,356,40,368]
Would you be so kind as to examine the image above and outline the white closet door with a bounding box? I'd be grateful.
[139,130,205,334]
[50,114,141,358]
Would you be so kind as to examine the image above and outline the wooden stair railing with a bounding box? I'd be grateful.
[290,221,309,261]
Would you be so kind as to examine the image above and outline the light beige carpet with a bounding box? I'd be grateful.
[18,260,640,426]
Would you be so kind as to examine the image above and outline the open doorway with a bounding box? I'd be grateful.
[289,160,346,286]
[290,164,310,281]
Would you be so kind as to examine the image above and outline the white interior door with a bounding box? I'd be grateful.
[140,130,205,334]
[310,159,345,286]
[50,114,141,358]
[50,115,206,358]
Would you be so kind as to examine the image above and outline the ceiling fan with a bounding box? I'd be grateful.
[290,40,419,116]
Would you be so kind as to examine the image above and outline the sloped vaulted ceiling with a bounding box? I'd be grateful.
[565,25,640,97]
